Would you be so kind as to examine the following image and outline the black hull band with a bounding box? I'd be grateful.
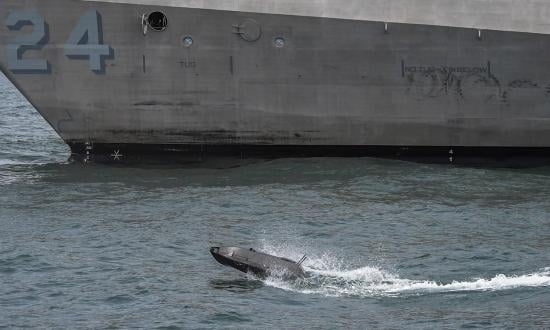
[67,142,550,167]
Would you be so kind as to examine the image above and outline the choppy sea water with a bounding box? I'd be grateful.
[1,73,550,329]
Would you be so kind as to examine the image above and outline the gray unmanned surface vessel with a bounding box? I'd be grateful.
[2,0,550,163]
[210,247,306,279]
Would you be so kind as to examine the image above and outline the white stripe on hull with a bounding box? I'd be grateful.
[87,0,550,35]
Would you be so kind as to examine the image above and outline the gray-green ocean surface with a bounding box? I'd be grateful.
[1,73,549,329]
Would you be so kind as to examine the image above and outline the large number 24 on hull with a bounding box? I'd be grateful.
[6,9,112,74]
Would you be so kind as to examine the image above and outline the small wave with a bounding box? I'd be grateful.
[258,242,550,297]
[0,159,25,166]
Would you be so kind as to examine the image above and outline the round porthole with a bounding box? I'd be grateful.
[182,36,194,47]
[274,37,285,48]
[147,11,168,31]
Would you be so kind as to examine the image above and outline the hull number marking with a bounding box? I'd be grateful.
[5,10,50,73]
[64,10,111,72]
[6,9,112,73]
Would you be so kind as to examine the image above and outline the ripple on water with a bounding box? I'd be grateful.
[104,294,136,305]
[207,311,252,324]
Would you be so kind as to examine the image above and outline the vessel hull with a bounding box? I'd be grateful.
[2,0,550,163]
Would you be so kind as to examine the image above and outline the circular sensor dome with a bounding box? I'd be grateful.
[147,11,168,31]
[182,36,194,47]
[274,37,286,48]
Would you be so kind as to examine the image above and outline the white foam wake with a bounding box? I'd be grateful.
[267,265,550,298]
[258,241,550,297]
[380,271,550,294]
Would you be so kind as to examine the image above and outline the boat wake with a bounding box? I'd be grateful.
[258,242,550,298]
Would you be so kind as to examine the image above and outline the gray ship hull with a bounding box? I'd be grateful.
[2,0,550,163]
